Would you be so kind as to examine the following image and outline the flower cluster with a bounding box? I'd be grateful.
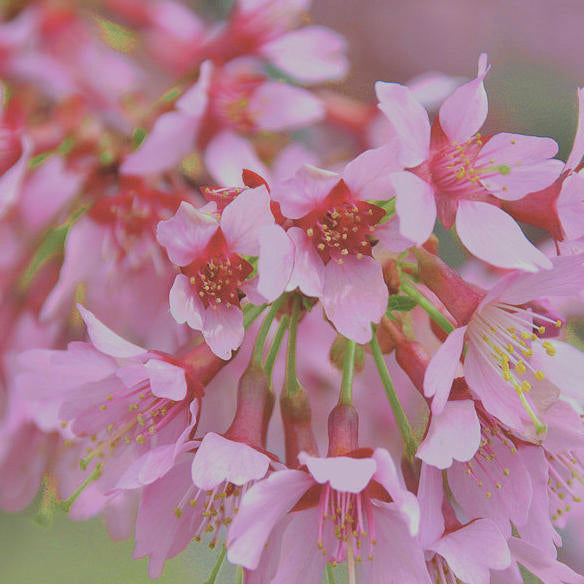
[2,1,584,583]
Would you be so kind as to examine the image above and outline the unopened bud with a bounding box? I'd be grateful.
[225,362,274,449]
[415,247,485,326]
[327,403,359,457]
[281,388,318,466]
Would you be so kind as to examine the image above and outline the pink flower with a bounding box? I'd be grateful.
[121,59,323,176]
[423,255,584,433]
[227,448,426,583]
[266,156,398,342]
[205,0,348,85]
[418,464,511,584]
[129,432,273,578]
[501,88,584,243]
[17,305,203,494]
[157,186,277,359]
[376,54,560,270]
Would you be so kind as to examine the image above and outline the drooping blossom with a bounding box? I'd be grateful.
[121,59,324,176]
[376,53,561,270]
[16,305,207,502]
[423,254,584,434]
[227,447,426,583]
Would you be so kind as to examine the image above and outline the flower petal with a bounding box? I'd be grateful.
[417,400,481,469]
[375,81,431,167]
[321,255,388,343]
[203,303,244,360]
[145,359,187,401]
[257,225,294,302]
[438,53,490,142]
[168,274,205,330]
[423,326,467,414]
[455,200,552,271]
[157,201,218,266]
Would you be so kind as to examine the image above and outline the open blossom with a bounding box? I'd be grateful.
[121,59,324,176]
[157,186,277,359]
[501,88,584,244]
[423,255,584,433]
[205,0,348,85]
[227,448,426,583]
[42,178,188,352]
[263,152,403,342]
[376,53,561,270]
[16,305,205,497]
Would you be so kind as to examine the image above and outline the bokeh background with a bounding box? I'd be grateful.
[2,0,583,582]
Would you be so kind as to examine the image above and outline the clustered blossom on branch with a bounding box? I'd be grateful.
[2,1,584,583]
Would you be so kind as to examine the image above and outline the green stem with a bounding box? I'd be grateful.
[339,338,356,405]
[204,545,227,584]
[60,464,103,512]
[285,294,301,397]
[400,278,455,334]
[326,563,337,584]
[243,303,267,330]
[252,294,286,366]
[263,315,290,382]
[370,332,418,461]
[235,566,244,584]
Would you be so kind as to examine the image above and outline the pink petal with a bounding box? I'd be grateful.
[157,201,218,266]
[227,469,315,570]
[455,200,552,271]
[250,81,324,131]
[566,87,584,170]
[392,171,436,243]
[417,400,481,469]
[558,172,584,240]
[145,359,187,400]
[423,326,467,414]
[175,59,212,116]
[372,447,420,536]
[20,155,83,230]
[221,185,274,256]
[272,143,319,182]
[431,519,511,583]
[76,304,146,358]
[115,444,178,490]
[532,339,584,401]
[260,26,348,85]
[342,142,402,200]
[476,133,560,200]
[438,53,490,142]
[257,225,294,302]
[375,81,431,167]
[191,433,270,489]
[270,508,329,584]
[202,303,244,359]
[407,71,465,110]
[0,135,32,218]
[120,111,199,176]
[204,131,270,186]
[508,538,584,584]
[298,452,376,493]
[285,227,325,298]
[417,463,445,548]
[321,255,388,343]
[374,215,418,253]
[168,274,205,330]
[271,165,339,219]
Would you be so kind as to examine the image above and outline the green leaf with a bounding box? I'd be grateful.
[386,295,417,314]
[96,17,137,53]
[132,128,147,149]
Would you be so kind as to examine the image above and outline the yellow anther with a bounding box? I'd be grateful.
[106,395,113,401]
[306,228,314,237]
[190,277,196,284]
[174,508,182,518]
[515,360,526,375]
[137,414,145,426]
[534,370,545,381]
[486,491,492,499]
[522,381,532,392]
[504,468,510,476]
[99,405,107,411]
[136,435,146,445]
[555,320,562,328]
[538,326,546,334]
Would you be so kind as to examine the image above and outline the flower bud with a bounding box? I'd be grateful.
[327,403,359,456]
[280,388,318,466]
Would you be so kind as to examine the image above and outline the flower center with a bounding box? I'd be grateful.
[63,378,186,473]
[468,302,562,432]
[209,74,262,133]
[300,199,384,264]
[183,251,253,309]
[317,484,376,563]
[173,480,250,549]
